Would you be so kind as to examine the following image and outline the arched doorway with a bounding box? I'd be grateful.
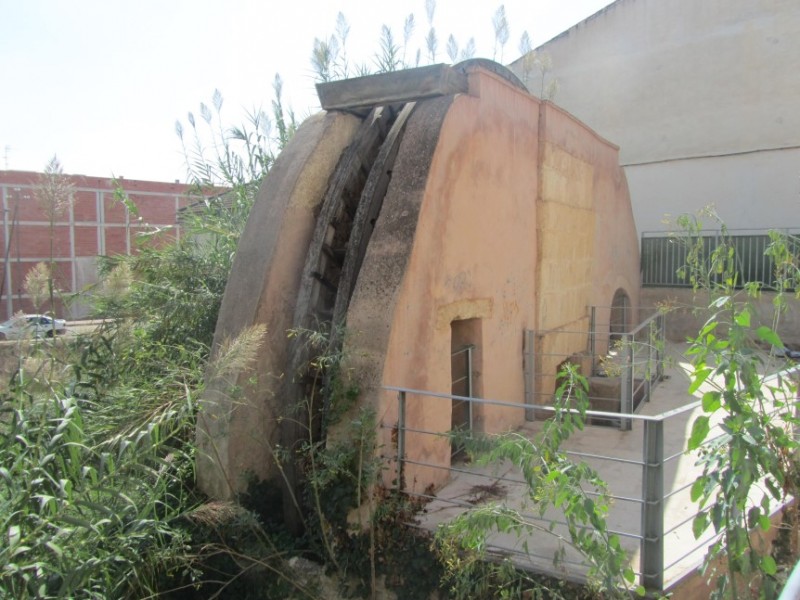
[610,288,630,341]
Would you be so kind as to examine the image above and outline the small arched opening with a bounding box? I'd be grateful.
[610,288,630,342]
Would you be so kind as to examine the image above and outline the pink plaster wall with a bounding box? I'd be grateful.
[539,101,641,348]
[344,68,640,494]
[375,72,540,492]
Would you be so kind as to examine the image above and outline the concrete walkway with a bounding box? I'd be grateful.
[413,343,794,591]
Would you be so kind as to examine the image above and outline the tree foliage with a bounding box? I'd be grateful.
[674,209,800,599]
[0,83,295,598]
[435,366,640,599]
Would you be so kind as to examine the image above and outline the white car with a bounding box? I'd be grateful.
[0,314,67,340]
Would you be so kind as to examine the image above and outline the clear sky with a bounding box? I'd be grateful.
[1,0,614,183]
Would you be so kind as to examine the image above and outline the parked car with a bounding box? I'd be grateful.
[0,314,67,340]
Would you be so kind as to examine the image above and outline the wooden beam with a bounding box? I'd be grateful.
[316,64,468,111]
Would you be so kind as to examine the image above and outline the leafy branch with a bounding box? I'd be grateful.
[674,209,800,599]
[435,365,640,598]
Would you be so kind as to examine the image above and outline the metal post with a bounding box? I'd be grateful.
[467,345,474,433]
[397,391,406,492]
[646,321,654,403]
[589,306,597,374]
[640,418,665,591]
[620,333,633,431]
[523,329,536,421]
[657,314,665,381]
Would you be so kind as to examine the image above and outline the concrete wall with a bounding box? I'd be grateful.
[642,287,800,345]
[626,148,800,234]
[510,0,800,235]
[0,171,194,319]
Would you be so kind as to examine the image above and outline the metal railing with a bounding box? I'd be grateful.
[385,369,797,593]
[530,308,667,430]
[451,344,475,436]
[640,229,800,288]
[593,311,665,430]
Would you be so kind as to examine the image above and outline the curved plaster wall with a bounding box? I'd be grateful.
[197,62,641,503]
[341,68,640,493]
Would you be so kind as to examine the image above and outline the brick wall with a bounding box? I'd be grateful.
[0,171,200,319]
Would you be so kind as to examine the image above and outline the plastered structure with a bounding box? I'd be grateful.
[196,62,640,501]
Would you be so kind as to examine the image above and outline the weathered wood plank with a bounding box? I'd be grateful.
[317,64,468,111]
[279,106,398,533]
[332,102,416,329]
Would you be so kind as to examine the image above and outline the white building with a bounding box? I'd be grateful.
[510,0,800,236]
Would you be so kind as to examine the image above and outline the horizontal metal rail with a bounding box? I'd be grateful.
[662,506,711,538]
[390,365,797,593]
[662,531,724,573]
[399,455,645,507]
[403,487,644,542]
[385,385,703,422]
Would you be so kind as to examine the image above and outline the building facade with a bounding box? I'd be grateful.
[510,0,800,236]
[0,171,195,319]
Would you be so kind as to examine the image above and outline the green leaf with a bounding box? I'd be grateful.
[58,514,95,530]
[690,477,707,503]
[689,367,713,394]
[544,470,561,482]
[765,478,782,500]
[8,525,21,548]
[45,541,63,558]
[11,545,31,558]
[710,295,730,309]
[701,391,721,412]
[711,504,724,531]
[756,326,782,348]
[0,467,11,484]
[688,415,710,450]
[734,309,751,327]
[759,514,771,531]
[692,512,708,539]
[761,555,777,576]
[747,506,760,529]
